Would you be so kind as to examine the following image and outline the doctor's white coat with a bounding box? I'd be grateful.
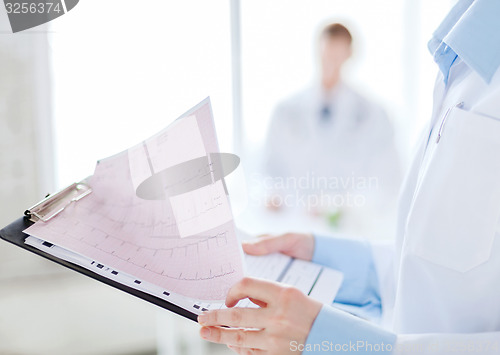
[376,59,500,352]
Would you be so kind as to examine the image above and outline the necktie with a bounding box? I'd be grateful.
[320,105,331,122]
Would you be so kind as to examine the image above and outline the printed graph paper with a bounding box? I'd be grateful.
[25,98,244,301]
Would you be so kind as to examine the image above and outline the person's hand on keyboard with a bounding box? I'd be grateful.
[242,233,314,261]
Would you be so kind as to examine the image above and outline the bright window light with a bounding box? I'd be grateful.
[49,0,233,188]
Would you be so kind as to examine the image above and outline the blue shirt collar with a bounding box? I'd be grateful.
[429,0,500,84]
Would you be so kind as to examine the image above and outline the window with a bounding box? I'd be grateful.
[50,0,454,186]
[50,0,233,188]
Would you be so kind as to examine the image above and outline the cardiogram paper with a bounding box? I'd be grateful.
[25,98,244,301]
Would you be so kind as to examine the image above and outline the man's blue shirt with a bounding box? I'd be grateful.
[429,0,500,84]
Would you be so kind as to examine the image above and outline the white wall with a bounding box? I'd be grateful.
[0,11,53,228]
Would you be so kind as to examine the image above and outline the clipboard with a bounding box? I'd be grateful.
[0,183,198,322]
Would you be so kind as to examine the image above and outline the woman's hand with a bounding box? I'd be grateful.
[198,277,322,354]
[242,233,315,261]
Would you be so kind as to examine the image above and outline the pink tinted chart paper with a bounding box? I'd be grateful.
[25,99,244,301]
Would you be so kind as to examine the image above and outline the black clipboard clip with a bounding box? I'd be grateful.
[24,182,92,223]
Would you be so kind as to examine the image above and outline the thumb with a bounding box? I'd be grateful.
[242,234,289,256]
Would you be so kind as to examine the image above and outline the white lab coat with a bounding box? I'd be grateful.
[375,59,500,353]
[264,83,402,225]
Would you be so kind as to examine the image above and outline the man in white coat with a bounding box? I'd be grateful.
[198,0,500,354]
[264,23,401,232]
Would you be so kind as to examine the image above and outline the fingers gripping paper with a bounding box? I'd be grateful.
[25,99,244,301]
